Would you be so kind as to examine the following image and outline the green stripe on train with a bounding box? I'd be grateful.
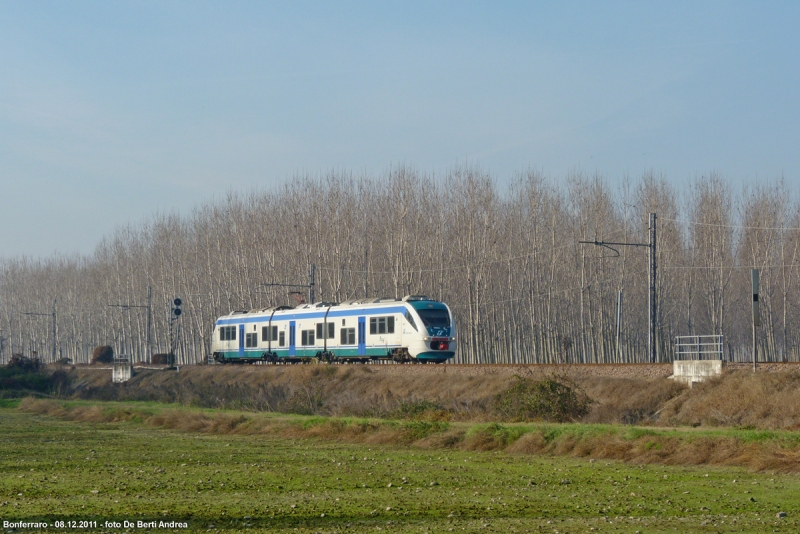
[214,349,454,361]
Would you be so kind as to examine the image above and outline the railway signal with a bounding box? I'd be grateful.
[169,298,183,364]
[752,269,759,372]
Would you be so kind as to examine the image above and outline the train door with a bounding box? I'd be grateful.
[289,321,296,356]
[357,316,366,356]
[238,324,245,358]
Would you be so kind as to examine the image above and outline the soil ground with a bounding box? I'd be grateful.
[3,402,800,533]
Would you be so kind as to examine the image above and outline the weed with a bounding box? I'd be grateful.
[464,423,524,450]
[7,354,44,372]
[0,359,71,397]
[494,376,591,422]
[394,399,451,422]
[91,345,114,364]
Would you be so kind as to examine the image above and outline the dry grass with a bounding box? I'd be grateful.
[58,364,684,424]
[45,364,800,431]
[18,397,800,473]
[661,369,800,429]
[581,376,685,424]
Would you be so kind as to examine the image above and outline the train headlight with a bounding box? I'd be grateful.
[423,336,431,341]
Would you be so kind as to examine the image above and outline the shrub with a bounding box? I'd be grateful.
[91,346,114,364]
[494,376,591,423]
[0,354,71,396]
[151,353,175,365]
[7,354,43,372]
[394,399,451,422]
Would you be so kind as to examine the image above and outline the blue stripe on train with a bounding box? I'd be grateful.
[215,306,409,325]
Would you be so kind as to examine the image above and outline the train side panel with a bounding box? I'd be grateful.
[211,298,456,363]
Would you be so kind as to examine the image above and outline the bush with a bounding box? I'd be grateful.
[494,376,591,423]
[7,354,43,372]
[394,399,451,422]
[91,346,114,364]
[151,353,174,365]
[0,353,71,396]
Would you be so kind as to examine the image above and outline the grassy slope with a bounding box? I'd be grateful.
[2,403,800,533]
[58,364,800,430]
[17,398,800,473]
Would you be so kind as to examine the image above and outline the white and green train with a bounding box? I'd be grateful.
[210,295,456,364]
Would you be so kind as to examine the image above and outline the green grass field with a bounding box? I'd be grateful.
[1,401,800,533]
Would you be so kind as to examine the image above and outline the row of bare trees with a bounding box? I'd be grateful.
[1,168,798,365]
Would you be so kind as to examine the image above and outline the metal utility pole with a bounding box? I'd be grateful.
[146,286,152,360]
[615,289,623,362]
[752,269,760,372]
[23,301,57,362]
[52,299,57,361]
[108,286,153,362]
[309,263,316,304]
[579,212,657,364]
[649,213,657,365]
[364,246,369,299]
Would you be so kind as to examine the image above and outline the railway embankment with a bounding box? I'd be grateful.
[28,361,800,430]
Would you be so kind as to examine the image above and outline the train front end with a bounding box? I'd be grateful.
[405,297,457,363]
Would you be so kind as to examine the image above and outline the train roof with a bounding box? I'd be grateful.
[218,295,443,319]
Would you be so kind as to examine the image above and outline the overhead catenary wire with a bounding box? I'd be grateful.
[662,264,800,270]
[315,230,631,276]
[660,216,800,231]
[447,268,650,310]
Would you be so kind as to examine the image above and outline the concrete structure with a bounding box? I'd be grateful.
[670,359,724,387]
[112,358,133,383]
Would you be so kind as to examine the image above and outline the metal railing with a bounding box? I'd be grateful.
[674,335,723,360]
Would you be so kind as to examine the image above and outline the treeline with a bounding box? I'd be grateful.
[1,168,798,365]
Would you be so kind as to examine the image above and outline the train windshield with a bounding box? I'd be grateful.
[416,309,450,328]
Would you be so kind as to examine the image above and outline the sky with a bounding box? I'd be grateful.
[1,1,799,258]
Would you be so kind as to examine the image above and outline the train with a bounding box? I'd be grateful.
[210,295,457,364]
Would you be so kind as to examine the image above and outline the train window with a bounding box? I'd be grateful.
[316,322,335,339]
[340,328,356,345]
[405,312,418,331]
[262,325,278,342]
[417,309,450,328]
[220,326,236,341]
[301,330,315,346]
[369,316,395,335]
[279,331,285,347]
[245,333,258,348]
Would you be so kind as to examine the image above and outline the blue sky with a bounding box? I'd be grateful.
[1,1,798,258]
